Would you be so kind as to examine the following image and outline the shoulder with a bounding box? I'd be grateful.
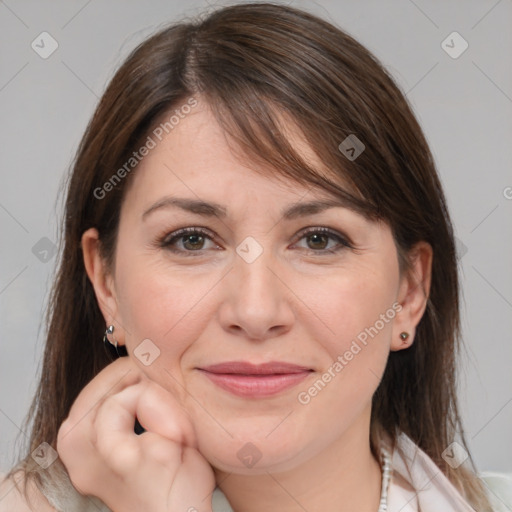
[479,471,512,512]
[1,460,113,512]
[0,470,57,512]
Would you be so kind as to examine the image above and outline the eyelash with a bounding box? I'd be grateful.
[157,226,353,257]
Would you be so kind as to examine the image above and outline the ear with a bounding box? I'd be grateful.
[81,228,124,344]
[391,241,433,351]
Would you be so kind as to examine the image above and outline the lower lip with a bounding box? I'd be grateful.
[199,370,311,398]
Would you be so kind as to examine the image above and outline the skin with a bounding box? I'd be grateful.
[23,99,432,512]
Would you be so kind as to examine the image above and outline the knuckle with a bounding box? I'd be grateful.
[141,433,182,467]
[104,442,140,474]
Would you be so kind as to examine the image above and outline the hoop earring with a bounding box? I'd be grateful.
[103,325,128,358]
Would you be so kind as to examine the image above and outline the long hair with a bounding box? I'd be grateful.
[8,2,491,509]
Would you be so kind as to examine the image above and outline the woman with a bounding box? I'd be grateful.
[1,3,509,511]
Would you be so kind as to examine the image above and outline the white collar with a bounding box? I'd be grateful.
[386,431,476,511]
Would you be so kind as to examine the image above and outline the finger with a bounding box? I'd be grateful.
[62,357,142,436]
[136,381,198,449]
[138,431,183,472]
[94,383,194,477]
[167,446,216,512]
[94,383,146,475]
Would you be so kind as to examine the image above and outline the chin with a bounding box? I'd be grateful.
[197,427,316,476]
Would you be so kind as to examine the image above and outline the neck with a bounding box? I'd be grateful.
[214,407,382,512]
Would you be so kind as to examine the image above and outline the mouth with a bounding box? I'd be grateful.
[196,361,314,398]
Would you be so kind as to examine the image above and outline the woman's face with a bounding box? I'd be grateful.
[87,101,426,475]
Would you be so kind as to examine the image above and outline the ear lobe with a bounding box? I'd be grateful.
[391,241,433,351]
[81,227,119,327]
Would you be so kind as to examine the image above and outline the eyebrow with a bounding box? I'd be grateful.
[142,197,350,221]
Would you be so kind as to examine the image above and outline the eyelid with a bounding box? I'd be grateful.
[161,226,217,245]
[158,225,353,255]
[290,226,353,252]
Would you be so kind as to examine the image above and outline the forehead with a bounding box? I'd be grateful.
[121,101,345,213]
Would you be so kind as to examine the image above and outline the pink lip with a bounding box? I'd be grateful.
[197,361,313,398]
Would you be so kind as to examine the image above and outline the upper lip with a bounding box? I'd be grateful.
[199,361,312,375]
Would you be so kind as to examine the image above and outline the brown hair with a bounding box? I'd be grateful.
[8,2,491,509]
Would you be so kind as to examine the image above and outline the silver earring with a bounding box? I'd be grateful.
[103,325,128,358]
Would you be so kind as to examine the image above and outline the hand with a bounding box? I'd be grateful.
[56,357,215,512]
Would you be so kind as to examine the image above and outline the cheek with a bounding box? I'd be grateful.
[290,271,398,442]
[311,265,399,358]
[298,265,398,415]
[114,257,220,365]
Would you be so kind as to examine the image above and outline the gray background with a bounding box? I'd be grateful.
[1,0,511,474]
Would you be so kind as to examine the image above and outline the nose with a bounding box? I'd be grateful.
[217,244,295,341]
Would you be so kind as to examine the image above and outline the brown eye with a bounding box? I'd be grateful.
[160,227,220,255]
[294,227,351,254]
[181,233,206,250]
[306,233,329,250]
